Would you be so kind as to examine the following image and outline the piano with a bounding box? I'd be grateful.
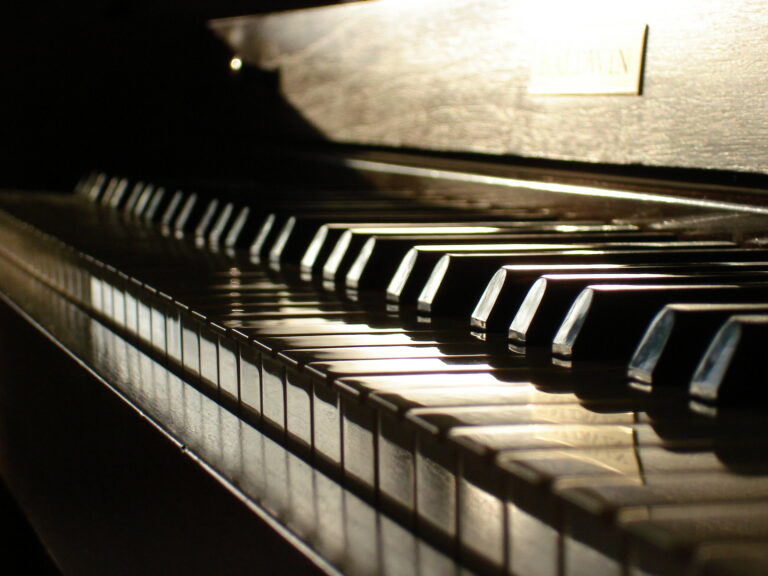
[2,1,768,575]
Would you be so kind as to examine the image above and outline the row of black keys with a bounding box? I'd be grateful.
[75,171,768,410]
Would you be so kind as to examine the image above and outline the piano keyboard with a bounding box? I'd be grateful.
[2,169,768,576]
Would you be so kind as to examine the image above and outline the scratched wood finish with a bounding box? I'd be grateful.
[210,0,768,175]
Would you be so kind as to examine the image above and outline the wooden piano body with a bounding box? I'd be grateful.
[2,1,768,575]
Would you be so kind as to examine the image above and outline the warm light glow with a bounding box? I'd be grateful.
[387,248,419,299]
[349,226,503,235]
[415,243,579,252]
[229,57,243,71]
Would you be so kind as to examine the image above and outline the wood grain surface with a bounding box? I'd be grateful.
[210,0,768,175]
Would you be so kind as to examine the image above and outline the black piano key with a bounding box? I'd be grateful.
[222,205,257,249]
[132,183,156,217]
[142,186,172,223]
[207,201,237,246]
[318,219,589,288]
[474,262,768,335]
[299,221,579,280]
[509,271,768,348]
[122,181,147,213]
[346,237,590,296]
[476,268,669,335]
[194,198,221,241]
[94,176,117,207]
[551,284,768,366]
[267,208,492,266]
[417,245,763,316]
[85,172,108,202]
[172,192,210,237]
[73,172,92,196]
[689,314,768,407]
[300,220,542,283]
[159,190,185,228]
[301,222,379,279]
[105,177,131,209]
[313,225,506,285]
[345,231,680,295]
[628,303,768,391]
[389,236,711,308]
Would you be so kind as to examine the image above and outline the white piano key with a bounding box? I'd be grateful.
[181,310,201,380]
[101,277,113,319]
[313,381,343,472]
[150,301,166,354]
[285,450,317,540]
[136,296,152,343]
[125,289,138,335]
[165,303,182,364]
[457,457,506,573]
[112,283,126,326]
[285,368,313,454]
[262,435,290,518]
[343,490,382,576]
[261,355,286,432]
[218,332,239,404]
[90,275,103,312]
[312,468,347,564]
[199,321,220,393]
[238,339,261,419]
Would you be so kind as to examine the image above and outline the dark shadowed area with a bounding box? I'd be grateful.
[1,1,346,191]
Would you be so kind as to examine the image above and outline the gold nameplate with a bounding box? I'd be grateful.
[528,24,647,95]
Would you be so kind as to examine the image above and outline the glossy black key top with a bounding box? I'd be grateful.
[509,271,768,347]
[159,189,185,229]
[223,205,265,250]
[690,314,768,407]
[552,284,768,366]
[122,181,147,213]
[475,262,768,335]
[132,183,156,217]
[142,186,173,223]
[269,209,511,267]
[628,303,768,391]
[321,226,566,288]
[345,231,679,294]
[85,172,108,202]
[417,246,762,316]
[478,269,674,335]
[300,222,558,280]
[385,223,663,304]
[207,201,237,245]
[346,237,589,293]
[173,192,211,237]
[104,177,130,209]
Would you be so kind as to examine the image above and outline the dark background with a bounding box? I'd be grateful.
[2,2,344,191]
